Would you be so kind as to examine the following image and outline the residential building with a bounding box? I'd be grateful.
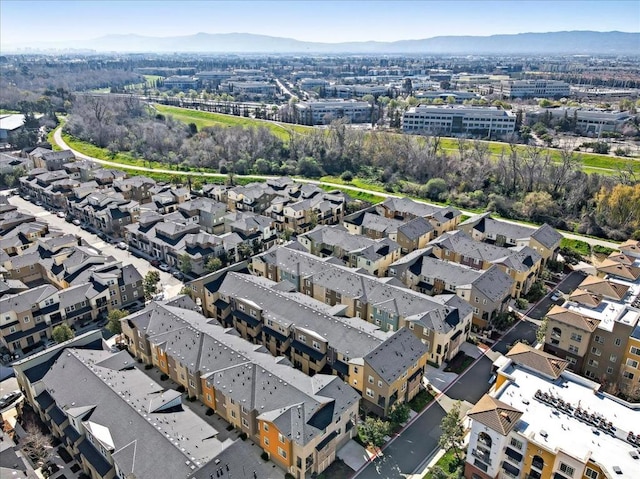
[375,197,462,237]
[120,297,360,478]
[500,79,571,98]
[298,225,401,276]
[402,105,516,137]
[389,252,514,328]
[250,245,473,366]
[429,230,542,297]
[0,152,32,174]
[460,213,563,266]
[13,337,276,479]
[464,343,639,479]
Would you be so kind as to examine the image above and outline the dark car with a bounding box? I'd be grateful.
[150,259,161,267]
[0,390,22,409]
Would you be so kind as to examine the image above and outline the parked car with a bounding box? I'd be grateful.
[72,219,81,226]
[0,390,22,410]
[35,200,43,206]
[150,259,161,267]
[116,242,128,250]
[172,271,184,280]
[56,211,66,218]
[159,263,171,272]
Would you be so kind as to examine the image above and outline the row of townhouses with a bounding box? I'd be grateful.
[542,239,640,399]
[119,296,361,478]
[190,268,429,417]
[12,330,280,479]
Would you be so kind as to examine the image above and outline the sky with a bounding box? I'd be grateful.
[1,0,639,46]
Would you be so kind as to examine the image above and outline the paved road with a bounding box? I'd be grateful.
[52,128,622,249]
[353,314,538,479]
[6,195,184,298]
[528,270,588,320]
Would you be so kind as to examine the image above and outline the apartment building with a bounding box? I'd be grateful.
[250,246,473,366]
[429,230,542,298]
[67,189,140,236]
[500,79,571,98]
[389,252,514,328]
[13,338,275,479]
[460,213,563,266]
[401,105,516,137]
[120,297,360,478]
[199,271,428,417]
[298,225,401,276]
[464,343,639,479]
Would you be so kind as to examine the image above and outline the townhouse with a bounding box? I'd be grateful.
[177,197,227,234]
[120,298,360,478]
[375,197,462,237]
[29,148,75,170]
[67,189,140,236]
[199,271,428,417]
[298,224,401,277]
[343,211,435,250]
[0,152,32,174]
[0,259,143,353]
[112,176,157,203]
[460,213,563,266]
[250,245,473,366]
[429,230,542,298]
[13,336,276,479]
[19,169,77,209]
[389,251,514,328]
[464,343,639,479]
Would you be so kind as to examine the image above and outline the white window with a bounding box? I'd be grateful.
[568,345,579,354]
[366,388,374,398]
[559,463,574,477]
[509,437,523,450]
[278,433,285,443]
[615,338,622,346]
[298,334,306,343]
[377,380,383,388]
[631,346,640,355]
[230,410,236,419]
[263,437,269,446]
[242,418,249,428]
[23,316,30,323]
[263,423,269,432]
[408,322,414,330]
[610,354,617,362]
[368,375,374,384]
[278,447,287,459]
[606,367,614,374]
[312,341,321,350]
[571,333,582,342]
[588,359,598,367]
[591,347,601,356]
[622,371,634,380]
[594,335,604,344]
[626,358,639,368]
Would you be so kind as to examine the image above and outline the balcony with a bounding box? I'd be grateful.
[472,449,492,465]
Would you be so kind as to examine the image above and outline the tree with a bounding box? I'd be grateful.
[21,420,53,468]
[179,253,192,274]
[205,257,223,273]
[388,403,410,426]
[429,465,450,479]
[536,317,549,344]
[52,324,75,344]
[143,271,161,300]
[106,309,129,335]
[438,401,465,461]
[423,178,448,200]
[358,417,390,449]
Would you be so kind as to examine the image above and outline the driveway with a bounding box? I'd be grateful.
[527,270,587,320]
[338,440,371,472]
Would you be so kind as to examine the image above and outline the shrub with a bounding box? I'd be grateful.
[340,170,354,182]
[160,374,169,381]
[206,408,214,416]
[226,424,234,432]
[187,396,197,402]
[515,298,528,310]
[239,432,248,441]
[144,364,153,370]
[261,452,269,461]
[176,385,186,393]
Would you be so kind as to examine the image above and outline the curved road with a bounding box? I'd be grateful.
[53,128,621,249]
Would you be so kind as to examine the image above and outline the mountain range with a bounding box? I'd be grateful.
[6,31,639,55]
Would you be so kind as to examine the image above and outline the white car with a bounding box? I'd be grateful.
[116,242,128,250]
[159,263,171,272]
[56,211,66,218]
[72,219,81,226]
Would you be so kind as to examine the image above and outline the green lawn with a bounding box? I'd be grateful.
[422,449,463,479]
[560,237,591,257]
[408,389,435,413]
[153,104,313,143]
[0,109,20,114]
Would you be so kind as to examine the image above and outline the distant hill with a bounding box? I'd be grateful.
[6,31,639,55]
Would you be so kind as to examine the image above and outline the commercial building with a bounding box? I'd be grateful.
[402,105,516,137]
[527,108,633,134]
[500,79,570,99]
[464,343,640,479]
[294,100,376,125]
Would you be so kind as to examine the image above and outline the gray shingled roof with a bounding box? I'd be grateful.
[364,328,428,384]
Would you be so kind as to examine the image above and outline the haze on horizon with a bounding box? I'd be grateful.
[1,0,639,47]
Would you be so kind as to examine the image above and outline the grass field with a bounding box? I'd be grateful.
[0,109,20,114]
[422,450,463,479]
[153,104,313,142]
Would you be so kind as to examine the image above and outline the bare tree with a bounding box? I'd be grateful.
[21,420,54,468]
